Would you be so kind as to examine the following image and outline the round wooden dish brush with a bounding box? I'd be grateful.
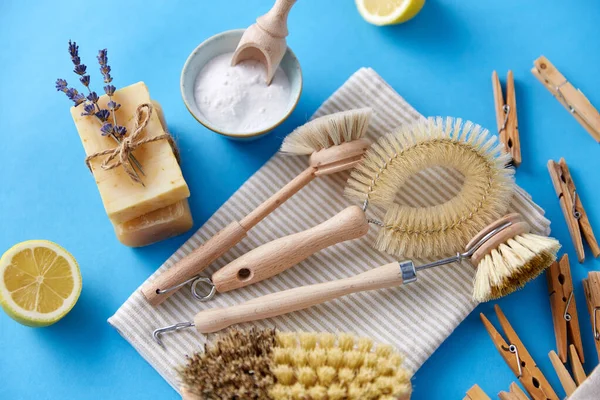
[178,329,412,400]
[470,213,561,302]
[152,214,560,339]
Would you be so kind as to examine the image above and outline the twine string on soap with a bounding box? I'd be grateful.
[85,103,179,184]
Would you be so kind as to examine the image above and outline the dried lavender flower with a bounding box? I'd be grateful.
[80,75,90,87]
[73,64,87,76]
[104,84,116,96]
[97,49,108,66]
[97,49,113,83]
[107,100,120,111]
[55,79,68,92]
[87,91,99,103]
[68,40,78,59]
[81,102,96,116]
[100,123,113,136]
[95,109,110,122]
[114,125,127,136]
[56,79,85,105]
[64,87,86,105]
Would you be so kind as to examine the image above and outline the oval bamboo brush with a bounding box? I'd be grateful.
[189,117,515,300]
[346,116,516,259]
[178,328,412,400]
[141,108,373,306]
[152,213,560,339]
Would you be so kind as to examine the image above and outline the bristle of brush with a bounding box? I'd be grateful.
[345,116,515,258]
[280,108,373,155]
[180,329,412,400]
[178,328,277,399]
[472,233,561,302]
[269,331,412,400]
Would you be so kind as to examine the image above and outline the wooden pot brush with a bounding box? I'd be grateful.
[186,117,516,300]
[141,108,372,306]
[152,213,560,340]
[178,329,412,400]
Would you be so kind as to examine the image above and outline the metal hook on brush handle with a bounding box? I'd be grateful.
[152,321,195,348]
[141,167,317,306]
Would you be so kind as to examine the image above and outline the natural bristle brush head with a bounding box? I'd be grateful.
[179,329,412,400]
[469,213,561,302]
[280,108,373,175]
[345,117,516,259]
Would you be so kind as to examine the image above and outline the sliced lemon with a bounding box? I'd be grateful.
[0,240,81,327]
[356,0,425,26]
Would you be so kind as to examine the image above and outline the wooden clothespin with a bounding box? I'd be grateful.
[569,344,587,385]
[493,71,521,166]
[532,56,600,143]
[464,384,491,400]
[481,305,558,400]
[498,383,530,400]
[547,254,584,363]
[547,158,600,263]
[583,271,600,362]
[549,350,577,396]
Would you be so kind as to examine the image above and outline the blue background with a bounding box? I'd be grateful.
[1,0,600,399]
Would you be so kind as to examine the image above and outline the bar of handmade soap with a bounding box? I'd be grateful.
[71,82,189,224]
[111,100,193,247]
[114,199,193,247]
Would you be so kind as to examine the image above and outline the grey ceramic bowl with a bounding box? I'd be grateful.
[181,29,302,140]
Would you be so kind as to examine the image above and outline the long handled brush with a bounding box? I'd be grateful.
[141,108,373,306]
[152,214,560,340]
[178,328,412,400]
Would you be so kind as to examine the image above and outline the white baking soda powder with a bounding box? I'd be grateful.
[193,52,291,134]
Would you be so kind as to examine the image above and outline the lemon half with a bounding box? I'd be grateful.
[0,240,81,327]
[356,0,425,26]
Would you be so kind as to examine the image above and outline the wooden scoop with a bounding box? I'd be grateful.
[232,0,297,84]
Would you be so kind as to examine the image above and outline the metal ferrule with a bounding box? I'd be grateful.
[399,260,417,284]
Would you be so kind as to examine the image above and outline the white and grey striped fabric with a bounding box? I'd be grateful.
[108,68,551,394]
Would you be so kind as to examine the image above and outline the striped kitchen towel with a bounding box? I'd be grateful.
[109,67,551,394]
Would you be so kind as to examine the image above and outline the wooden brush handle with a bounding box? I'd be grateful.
[240,166,315,229]
[212,206,370,293]
[141,166,316,306]
[141,221,248,305]
[257,0,297,38]
[194,262,405,333]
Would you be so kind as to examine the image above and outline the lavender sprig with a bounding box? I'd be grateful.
[55,79,86,106]
[55,41,145,182]
[97,50,126,137]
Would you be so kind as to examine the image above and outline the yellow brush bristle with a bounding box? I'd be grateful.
[269,332,412,400]
[179,329,412,400]
[345,116,515,258]
[280,108,373,155]
[473,233,561,302]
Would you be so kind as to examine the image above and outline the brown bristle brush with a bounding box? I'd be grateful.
[152,214,560,341]
[178,329,412,400]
